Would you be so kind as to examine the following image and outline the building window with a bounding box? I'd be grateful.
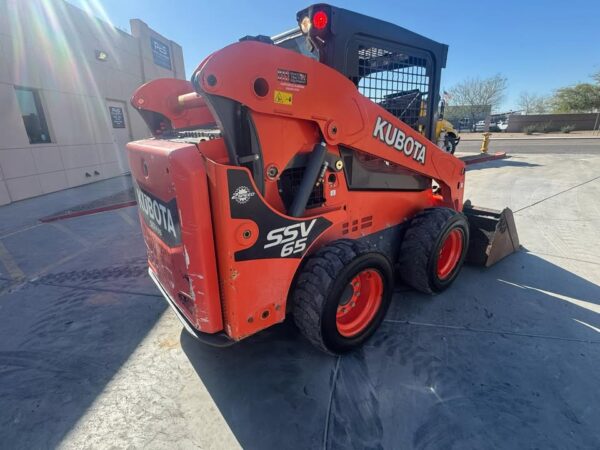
[14,87,51,144]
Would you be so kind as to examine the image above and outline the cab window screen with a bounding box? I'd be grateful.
[356,44,431,134]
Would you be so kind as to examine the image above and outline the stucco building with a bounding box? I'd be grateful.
[0,0,185,205]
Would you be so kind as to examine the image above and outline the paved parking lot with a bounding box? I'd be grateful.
[1,151,599,449]
[459,136,600,154]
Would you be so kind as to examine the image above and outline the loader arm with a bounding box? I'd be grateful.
[191,41,465,211]
[131,78,216,136]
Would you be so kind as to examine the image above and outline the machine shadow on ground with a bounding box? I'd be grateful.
[182,251,600,449]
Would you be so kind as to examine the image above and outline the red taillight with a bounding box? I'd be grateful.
[312,11,328,30]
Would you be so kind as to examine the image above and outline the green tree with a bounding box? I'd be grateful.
[551,73,600,113]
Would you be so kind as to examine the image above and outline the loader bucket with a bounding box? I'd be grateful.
[463,201,520,267]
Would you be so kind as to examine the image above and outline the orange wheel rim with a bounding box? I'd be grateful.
[437,229,464,279]
[336,269,383,338]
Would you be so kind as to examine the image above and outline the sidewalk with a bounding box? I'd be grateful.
[459,131,600,141]
[0,175,133,238]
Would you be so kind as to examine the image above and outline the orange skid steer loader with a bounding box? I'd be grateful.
[126,4,519,353]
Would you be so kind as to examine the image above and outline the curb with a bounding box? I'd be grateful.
[460,136,600,142]
[40,200,137,223]
[460,152,508,166]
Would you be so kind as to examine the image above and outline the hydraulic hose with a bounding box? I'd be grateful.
[288,141,328,217]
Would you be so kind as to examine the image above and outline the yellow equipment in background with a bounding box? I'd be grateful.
[381,91,460,154]
[435,99,460,154]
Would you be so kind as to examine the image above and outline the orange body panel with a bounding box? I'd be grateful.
[127,40,466,341]
[206,155,435,340]
[127,139,223,333]
[131,78,215,134]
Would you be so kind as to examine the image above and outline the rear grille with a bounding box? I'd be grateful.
[165,128,221,143]
[278,167,325,211]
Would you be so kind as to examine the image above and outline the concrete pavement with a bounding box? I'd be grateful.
[0,179,240,450]
[1,149,599,448]
[459,131,600,140]
[459,137,600,154]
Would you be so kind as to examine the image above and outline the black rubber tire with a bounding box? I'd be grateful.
[397,207,469,294]
[291,239,393,354]
[444,134,458,154]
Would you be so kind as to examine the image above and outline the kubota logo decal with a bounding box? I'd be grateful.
[135,185,181,247]
[372,116,427,165]
[264,219,317,257]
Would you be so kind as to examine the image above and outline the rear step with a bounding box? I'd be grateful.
[463,200,520,267]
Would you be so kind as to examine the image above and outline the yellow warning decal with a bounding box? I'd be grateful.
[274,90,293,105]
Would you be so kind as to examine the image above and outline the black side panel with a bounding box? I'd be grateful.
[199,93,265,194]
[340,147,430,191]
[228,169,332,261]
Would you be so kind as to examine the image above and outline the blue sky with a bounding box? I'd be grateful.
[70,0,600,110]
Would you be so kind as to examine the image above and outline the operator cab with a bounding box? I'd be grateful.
[272,4,448,142]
